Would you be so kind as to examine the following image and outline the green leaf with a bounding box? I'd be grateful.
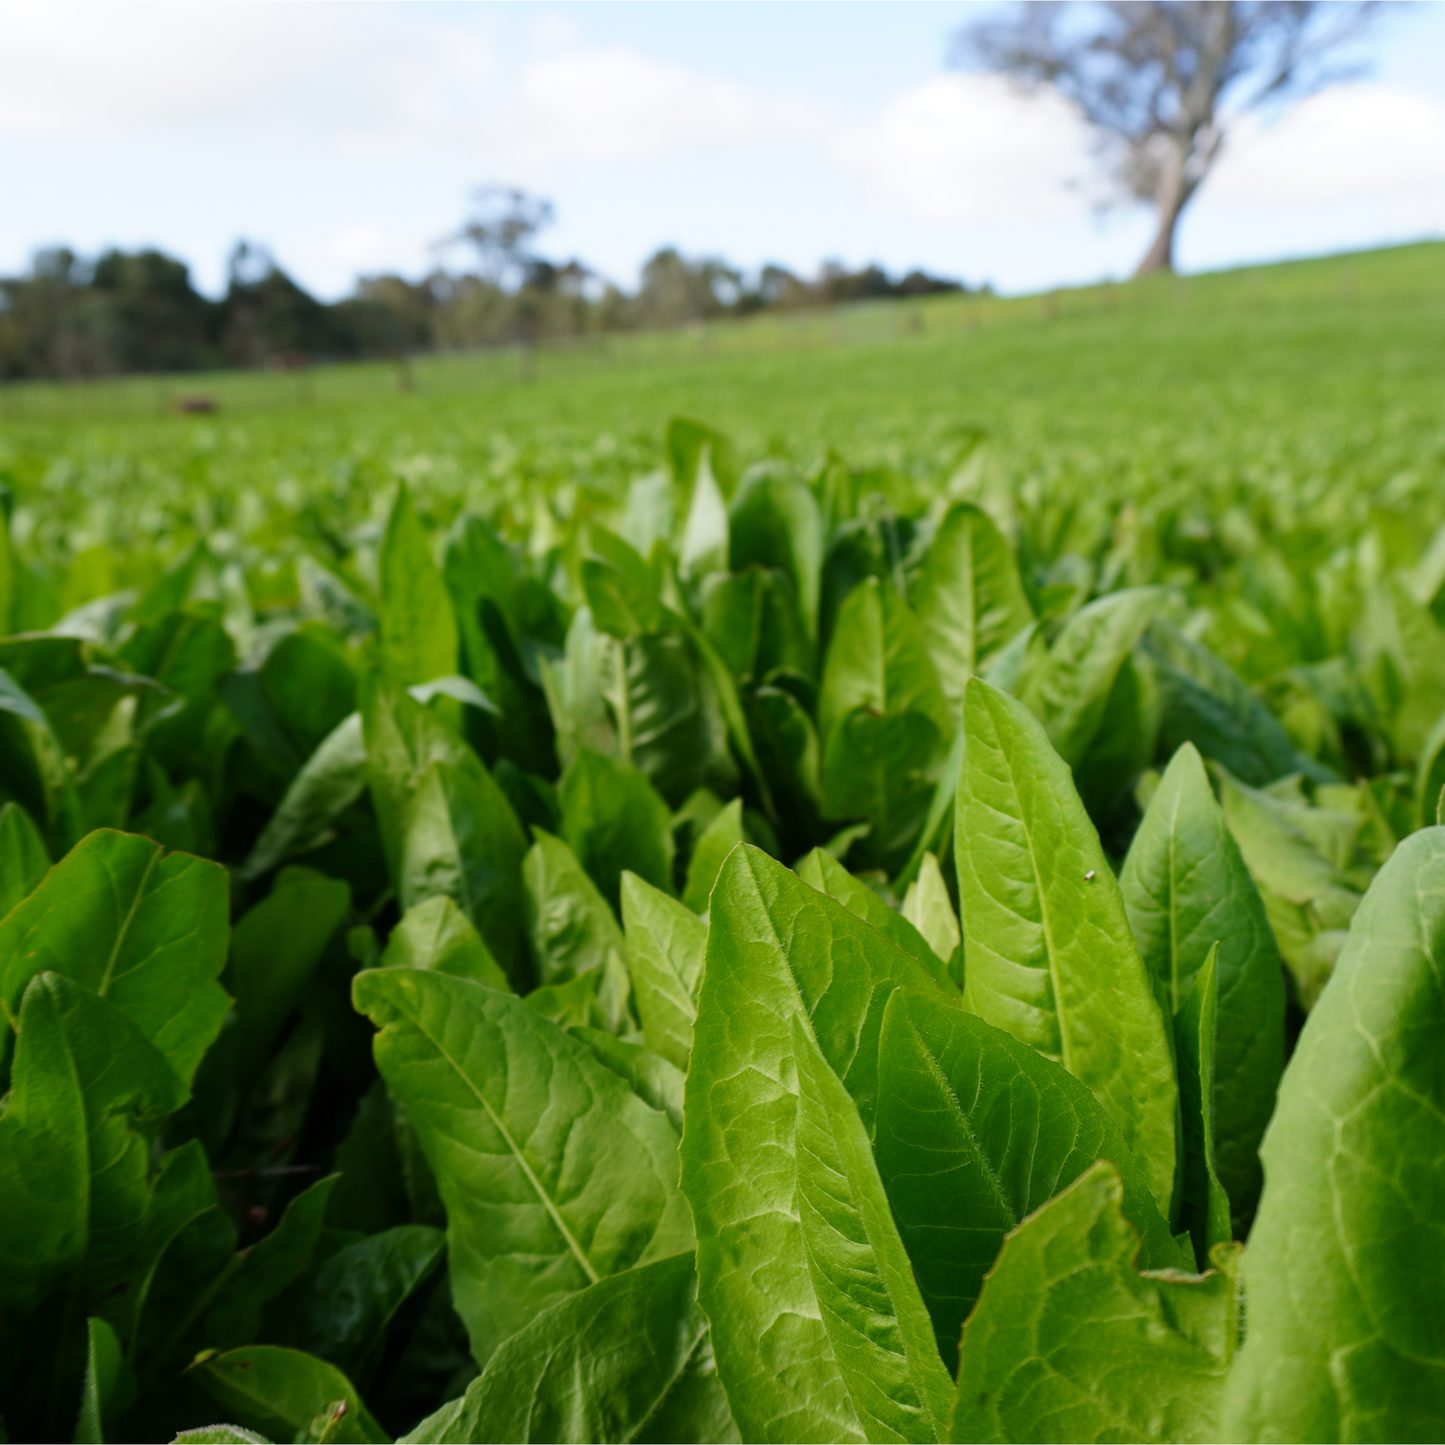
[196,1176,341,1351]
[398,760,530,989]
[569,1027,686,1132]
[401,1253,734,1445]
[1019,586,1162,766]
[729,466,823,640]
[796,846,953,992]
[1415,706,1445,830]
[1215,765,1363,1009]
[241,713,367,881]
[1145,620,1323,786]
[956,679,1178,1215]
[1175,945,1232,1264]
[524,829,626,986]
[681,845,956,1444]
[189,1347,387,1445]
[914,502,1033,705]
[169,1428,271,1443]
[74,1316,125,1444]
[0,800,49,919]
[682,798,743,915]
[900,853,961,986]
[818,577,950,747]
[260,626,358,760]
[581,533,671,639]
[381,895,510,991]
[1121,743,1283,1234]
[353,968,693,1368]
[380,484,458,687]
[950,1162,1239,1445]
[678,442,731,579]
[560,748,674,909]
[278,1225,446,1383]
[701,567,814,685]
[0,665,85,852]
[0,829,230,1087]
[875,988,1186,1375]
[791,1013,954,1442]
[1221,827,1445,1443]
[621,871,707,1072]
[229,870,351,1081]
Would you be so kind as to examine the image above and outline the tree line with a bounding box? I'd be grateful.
[0,229,968,383]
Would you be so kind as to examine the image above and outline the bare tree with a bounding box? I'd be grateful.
[957,2,1380,275]
[444,186,556,289]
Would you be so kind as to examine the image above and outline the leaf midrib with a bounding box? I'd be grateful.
[424,1015,602,1287]
[98,848,161,997]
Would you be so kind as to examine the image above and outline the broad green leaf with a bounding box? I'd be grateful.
[242,713,367,881]
[701,567,814,685]
[818,577,950,747]
[170,1428,270,1443]
[381,894,510,991]
[748,685,823,853]
[0,972,190,1424]
[950,1162,1239,1445]
[682,797,743,914]
[260,626,358,760]
[1415,705,1445,829]
[1145,620,1323,785]
[875,988,1186,1374]
[0,830,229,1087]
[401,1253,734,1445]
[1175,946,1232,1264]
[901,852,961,986]
[380,484,457,687]
[1215,766,1364,1009]
[956,679,1178,1214]
[681,845,956,1444]
[228,869,351,1081]
[278,1225,446,1383]
[791,1013,955,1442]
[560,747,674,909]
[354,968,694,1368]
[0,799,49,918]
[914,502,1033,705]
[796,846,952,992]
[820,705,944,872]
[621,871,707,1072]
[189,1347,386,1445]
[605,629,739,808]
[729,466,823,639]
[570,1026,686,1132]
[524,829,626,986]
[1019,586,1162,765]
[1121,743,1283,1234]
[581,551,671,641]
[1222,827,1445,1443]
[75,1316,124,1445]
[0,665,85,852]
[398,760,529,989]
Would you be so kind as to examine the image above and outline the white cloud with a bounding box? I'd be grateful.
[834,74,1096,223]
[502,43,825,163]
[1208,82,1445,221]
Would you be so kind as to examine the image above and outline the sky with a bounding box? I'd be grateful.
[2,0,1444,300]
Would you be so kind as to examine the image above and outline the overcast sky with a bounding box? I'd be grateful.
[3,0,1444,299]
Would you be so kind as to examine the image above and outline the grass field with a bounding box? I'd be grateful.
[3,241,1444,579]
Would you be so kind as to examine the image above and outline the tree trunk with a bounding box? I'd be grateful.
[1134,191,1185,277]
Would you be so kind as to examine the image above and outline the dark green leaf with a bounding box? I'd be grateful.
[1121,742,1283,1234]
[75,1316,125,1445]
[524,829,626,986]
[1175,945,1232,1265]
[0,799,49,919]
[560,748,674,909]
[728,466,823,639]
[0,829,230,1087]
[189,1347,387,1445]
